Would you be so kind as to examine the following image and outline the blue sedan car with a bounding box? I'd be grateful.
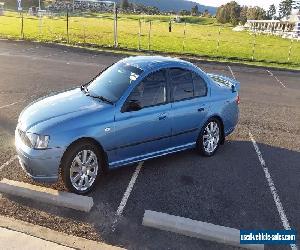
[15,56,240,194]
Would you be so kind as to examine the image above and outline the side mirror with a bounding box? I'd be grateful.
[231,85,237,93]
[123,100,142,112]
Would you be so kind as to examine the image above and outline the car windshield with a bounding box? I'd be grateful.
[87,62,143,103]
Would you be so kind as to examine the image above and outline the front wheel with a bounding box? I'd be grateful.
[61,141,102,194]
[197,119,221,156]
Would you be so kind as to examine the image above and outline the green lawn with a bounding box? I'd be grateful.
[0,11,299,67]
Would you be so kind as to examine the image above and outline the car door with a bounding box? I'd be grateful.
[113,69,172,166]
[169,68,209,147]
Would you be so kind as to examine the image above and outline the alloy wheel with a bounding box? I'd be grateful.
[69,149,99,191]
[203,121,220,154]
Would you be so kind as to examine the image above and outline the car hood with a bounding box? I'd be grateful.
[19,88,110,131]
[207,73,240,92]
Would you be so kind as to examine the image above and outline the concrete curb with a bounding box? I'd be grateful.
[142,210,264,250]
[0,215,125,250]
[0,179,93,212]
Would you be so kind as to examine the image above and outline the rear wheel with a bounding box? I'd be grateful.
[61,141,102,194]
[197,119,221,156]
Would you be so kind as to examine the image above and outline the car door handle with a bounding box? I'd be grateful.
[198,107,205,112]
[158,114,167,120]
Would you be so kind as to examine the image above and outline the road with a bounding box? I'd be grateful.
[0,40,299,250]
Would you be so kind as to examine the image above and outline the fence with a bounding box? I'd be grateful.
[0,11,299,65]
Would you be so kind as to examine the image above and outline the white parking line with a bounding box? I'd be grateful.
[274,76,287,88]
[0,101,22,109]
[266,70,274,76]
[0,53,102,67]
[112,161,143,231]
[249,132,297,250]
[228,66,236,80]
[0,94,41,110]
[266,70,286,88]
[0,155,18,172]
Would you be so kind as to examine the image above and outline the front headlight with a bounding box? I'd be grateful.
[26,132,50,149]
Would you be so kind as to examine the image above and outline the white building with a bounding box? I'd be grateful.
[245,11,300,39]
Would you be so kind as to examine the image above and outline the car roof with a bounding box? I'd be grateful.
[120,56,193,72]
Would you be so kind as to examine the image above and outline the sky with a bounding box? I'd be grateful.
[196,0,282,10]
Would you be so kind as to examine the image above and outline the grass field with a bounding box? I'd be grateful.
[0,11,299,68]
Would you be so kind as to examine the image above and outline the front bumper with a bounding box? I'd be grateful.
[15,133,65,183]
[18,157,58,183]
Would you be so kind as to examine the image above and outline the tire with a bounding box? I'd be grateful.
[61,140,103,194]
[197,118,222,157]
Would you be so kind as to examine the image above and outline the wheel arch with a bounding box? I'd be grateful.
[60,137,109,173]
[206,115,225,145]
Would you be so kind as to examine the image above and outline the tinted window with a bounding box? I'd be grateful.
[170,68,193,102]
[193,73,207,97]
[87,62,143,102]
[125,70,167,110]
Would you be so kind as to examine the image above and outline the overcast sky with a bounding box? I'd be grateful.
[196,0,282,10]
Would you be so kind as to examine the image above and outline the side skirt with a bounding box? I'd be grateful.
[108,142,196,169]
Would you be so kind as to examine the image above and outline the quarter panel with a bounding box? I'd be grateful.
[208,86,239,136]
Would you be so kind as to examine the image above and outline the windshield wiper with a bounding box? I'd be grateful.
[80,85,113,105]
[89,94,114,105]
[80,85,88,94]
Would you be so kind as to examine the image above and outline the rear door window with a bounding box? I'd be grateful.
[169,68,193,102]
[192,73,207,97]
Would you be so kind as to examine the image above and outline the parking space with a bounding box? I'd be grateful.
[0,40,299,249]
[228,65,300,249]
[122,139,282,227]
[265,70,300,90]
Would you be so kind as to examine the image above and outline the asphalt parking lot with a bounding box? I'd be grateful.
[0,40,299,250]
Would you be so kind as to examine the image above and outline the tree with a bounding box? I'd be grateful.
[246,6,267,20]
[216,6,228,23]
[191,5,199,16]
[179,9,191,16]
[240,6,248,24]
[216,1,241,25]
[147,6,160,15]
[216,2,269,24]
[228,3,241,25]
[267,4,277,19]
[121,0,129,10]
[279,0,293,18]
[203,9,210,17]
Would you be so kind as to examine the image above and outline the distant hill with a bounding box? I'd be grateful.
[3,0,217,14]
[117,0,217,14]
